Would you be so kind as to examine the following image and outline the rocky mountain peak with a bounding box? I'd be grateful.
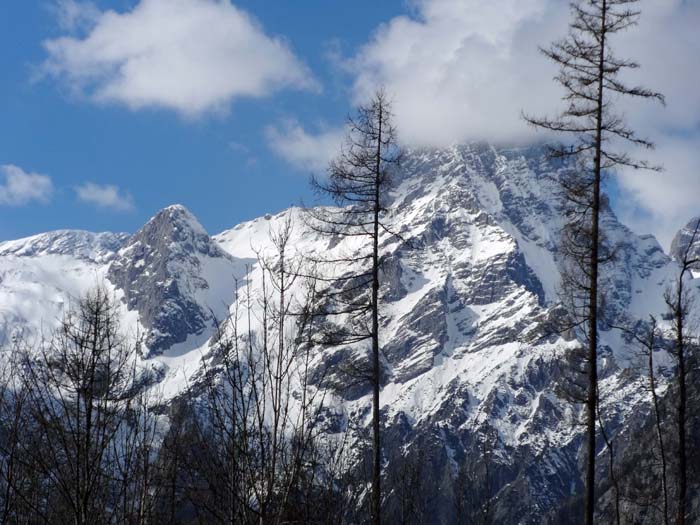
[670,216,700,267]
[107,204,237,356]
[137,204,222,257]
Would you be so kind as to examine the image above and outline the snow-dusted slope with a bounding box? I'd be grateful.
[0,230,130,345]
[0,229,128,263]
[0,143,694,522]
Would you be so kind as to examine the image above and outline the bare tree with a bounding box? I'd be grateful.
[152,401,195,524]
[596,393,620,525]
[386,446,432,524]
[613,316,669,523]
[524,1,664,521]
[15,287,139,524]
[664,218,700,525]
[182,219,330,524]
[0,349,41,524]
[308,89,401,525]
[453,431,496,525]
[113,385,162,524]
[645,318,669,525]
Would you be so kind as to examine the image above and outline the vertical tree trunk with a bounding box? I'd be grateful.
[646,321,669,525]
[676,288,687,525]
[525,2,664,518]
[585,3,607,522]
[371,103,383,525]
[308,90,399,524]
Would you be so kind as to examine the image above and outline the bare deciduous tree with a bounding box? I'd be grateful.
[524,1,664,521]
[664,218,700,525]
[613,316,669,523]
[182,219,330,524]
[16,287,141,524]
[308,89,401,525]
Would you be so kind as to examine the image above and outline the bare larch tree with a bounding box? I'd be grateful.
[183,218,327,524]
[17,287,139,524]
[524,1,664,522]
[308,89,401,524]
[665,218,700,525]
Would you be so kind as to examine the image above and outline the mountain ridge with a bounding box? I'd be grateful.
[0,143,696,522]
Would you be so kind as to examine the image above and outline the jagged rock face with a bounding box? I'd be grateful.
[0,230,128,263]
[213,144,685,523]
[670,216,700,267]
[0,144,694,523]
[107,204,239,356]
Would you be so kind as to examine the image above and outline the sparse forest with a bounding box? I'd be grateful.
[0,1,697,524]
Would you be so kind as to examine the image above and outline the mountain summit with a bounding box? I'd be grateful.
[107,204,241,355]
[0,144,696,522]
[670,216,700,267]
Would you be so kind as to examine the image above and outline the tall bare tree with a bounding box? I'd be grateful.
[665,218,700,525]
[524,1,664,521]
[308,89,401,524]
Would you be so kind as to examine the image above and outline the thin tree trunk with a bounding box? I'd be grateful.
[371,103,383,525]
[597,404,619,525]
[585,3,607,523]
[647,321,669,525]
[676,286,687,525]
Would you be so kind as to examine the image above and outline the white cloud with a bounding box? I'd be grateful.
[0,165,54,206]
[42,0,317,117]
[75,182,134,211]
[350,0,700,247]
[266,120,344,173]
[616,135,700,249]
[350,0,565,146]
[52,0,100,32]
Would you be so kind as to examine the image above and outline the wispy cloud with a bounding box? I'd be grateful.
[52,0,100,32]
[42,0,318,117]
[75,182,134,211]
[0,165,53,206]
[350,0,700,246]
[266,120,344,173]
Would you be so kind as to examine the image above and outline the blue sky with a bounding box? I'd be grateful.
[0,0,698,247]
[0,0,403,239]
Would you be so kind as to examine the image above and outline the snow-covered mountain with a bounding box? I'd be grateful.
[0,143,696,522]
[107,204,245,356]
[0,230,130,345]
[671,216,700,268]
